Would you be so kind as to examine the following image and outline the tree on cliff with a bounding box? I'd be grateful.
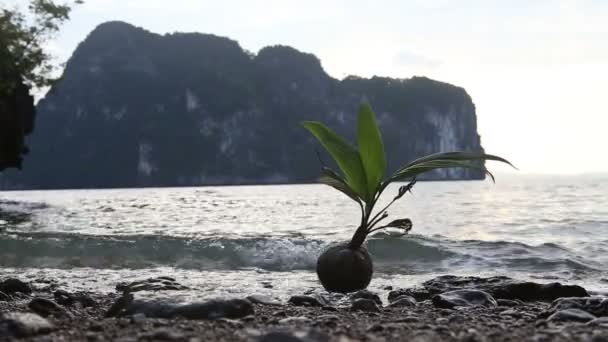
[0,0,81,170]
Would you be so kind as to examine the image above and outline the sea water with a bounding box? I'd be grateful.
[0,174,606,302]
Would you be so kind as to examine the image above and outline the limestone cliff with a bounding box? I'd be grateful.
[1,21,484,189]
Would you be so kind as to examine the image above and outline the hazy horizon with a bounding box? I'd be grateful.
[8,0,607,175]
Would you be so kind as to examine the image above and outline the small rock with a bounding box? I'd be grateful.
[139,328,185,341]
[116,276,188,293]
[288,295,326,307]
[242,315,256,322]
[351,298,380,312]
[105,293,135,317]
[499,309,522,318]
[171,299,254,320]
[257,331,304,342]
[130,313,146,324]
[435,317,449,325]
[256,330,329,342]
[247,295,282,306]
[88,323,104,332]
[548,309,597,323]
[28,297,72,318]
[394,315,420,323]
[54,289,97,307]
[545,296,608,317]
[0,278,31,295]
[278,316,311,324]
[366,323,384,332]
[588,317,608,327]
[432,290,497,309]
[388,288,428,302]
[0,312,54,337]
[496,299,520,307]
[350,290,382,305]
[316,314,339,322]
[387,295,416,308]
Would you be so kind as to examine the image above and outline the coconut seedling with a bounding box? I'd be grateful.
[302,102,514,293]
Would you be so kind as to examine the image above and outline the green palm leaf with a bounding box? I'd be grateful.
[388,159,497,183]
[319,167,362,203]
[302,121,369,200]
[387,151,515,186]
[403,152,515,170]
[357,103,386,197]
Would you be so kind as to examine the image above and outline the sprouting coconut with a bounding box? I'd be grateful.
[302,103,514,293]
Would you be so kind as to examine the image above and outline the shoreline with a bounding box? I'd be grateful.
[1,275,607,341]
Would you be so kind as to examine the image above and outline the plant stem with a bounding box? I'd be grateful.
[349,200,375,249]
[366,198,397,232]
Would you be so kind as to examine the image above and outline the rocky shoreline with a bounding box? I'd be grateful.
[1,275,607,341]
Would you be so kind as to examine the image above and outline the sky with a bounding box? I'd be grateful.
[10,0,608,174]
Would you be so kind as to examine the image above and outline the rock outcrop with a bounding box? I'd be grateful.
[2,21,486,189]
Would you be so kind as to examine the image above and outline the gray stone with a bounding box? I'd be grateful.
[0,312,54,337]
[588,316,608,327]
[432,290,497,309]
[350,290,382,305]
[247,294,282,306]
[169,299,254,320]
[28,297,72,318]
[288,295,326,307]
[256,329,329,342]
[257,331,305,342]
[278,316,311,324]
[351,298,380,312]
[496,299,520,307]
[387,295,416,308]
[546,296,608,318]
[116,276,188,293]
[548,309,597,323]
[54,289,97,307]
[394,315,420,323]
[130,313,146,324]
[106,296,254,320]
[139,328,185,340]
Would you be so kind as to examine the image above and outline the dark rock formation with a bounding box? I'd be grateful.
[1,21,487,189]
[388,275,589,302]
[105,294,254,320]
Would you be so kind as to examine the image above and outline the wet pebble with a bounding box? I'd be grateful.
[432,290,497,309]
[549,309,597,323]
[0,278,31,295]
[351,298,380,312]
[0,312,54,337]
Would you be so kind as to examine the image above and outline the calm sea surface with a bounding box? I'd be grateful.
[1,174,607,302]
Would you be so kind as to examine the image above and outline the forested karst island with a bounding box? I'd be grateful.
[1,21,486,189]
